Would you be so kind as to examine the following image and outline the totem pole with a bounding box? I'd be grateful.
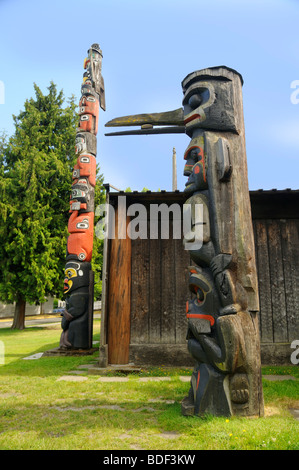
[60,44,105,350]
[180,67,264,417]
[105,66,264,417]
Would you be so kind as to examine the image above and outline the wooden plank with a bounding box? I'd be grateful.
[267,219,288,343]
[253,220,273,343]
[88,270,95,349]
[160,220,176,344]
[280,219,299,341]
[148,237,162,343]
[107,204,131,364]
[130,235,150,344]
[174,237,190,343]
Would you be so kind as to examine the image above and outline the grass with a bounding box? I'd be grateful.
[0,318,298,450]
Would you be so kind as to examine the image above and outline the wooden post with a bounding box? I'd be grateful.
[172,147,177,191]
[88,270,95,349]
[107,198,131,364]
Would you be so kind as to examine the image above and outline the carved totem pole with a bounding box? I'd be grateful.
[60,44,105,350]
[180,67,264,417]
[105,66,264,417]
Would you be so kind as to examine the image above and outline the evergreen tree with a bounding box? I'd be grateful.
[0,83,79,328]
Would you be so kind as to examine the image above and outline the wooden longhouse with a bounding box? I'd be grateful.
[99,188,299,367]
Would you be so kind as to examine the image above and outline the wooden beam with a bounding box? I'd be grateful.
[107,201,131,364]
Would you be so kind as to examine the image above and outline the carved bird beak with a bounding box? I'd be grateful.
[105,108,185,136]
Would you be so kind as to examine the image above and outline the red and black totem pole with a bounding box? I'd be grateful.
[60,44,105,350]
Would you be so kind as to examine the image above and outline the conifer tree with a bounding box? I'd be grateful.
[0,82,104,329]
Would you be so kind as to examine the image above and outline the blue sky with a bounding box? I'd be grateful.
[0,0,298,192]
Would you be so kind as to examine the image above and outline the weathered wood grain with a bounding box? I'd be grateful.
[130,236,150,344]
[174,237,190,343]
[107,203,131,364]
[161,227,176,344]
[148,237,162,343]
[280,218,299,341]
[267,219,288,343]
[103,190,299,367]
[253,219,273,343]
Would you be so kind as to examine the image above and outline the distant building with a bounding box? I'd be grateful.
[0,297,55,318]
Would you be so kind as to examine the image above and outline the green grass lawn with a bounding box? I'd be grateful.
[0,319,298,450]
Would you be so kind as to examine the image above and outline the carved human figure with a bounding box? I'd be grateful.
[60,261,91,349]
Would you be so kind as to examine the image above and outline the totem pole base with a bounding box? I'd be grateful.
[87,363,142,375]
[43,346,98,357]
[181,363,231,417]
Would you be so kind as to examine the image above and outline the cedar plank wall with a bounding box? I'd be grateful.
[105,190,299,366]
[128,192,191,366]
[251,190,299,364]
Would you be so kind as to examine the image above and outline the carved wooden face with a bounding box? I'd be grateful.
[75,132,97,156]
[63,261,91,294]
[182,68,243,134]
[72,153,96,187]
[75,135,86,154]
[67,211,94,262]
[183,134,208,192]
[184,147,203,176]
[182,82,215,133]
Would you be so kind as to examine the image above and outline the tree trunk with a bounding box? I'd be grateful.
[11,296,26,330]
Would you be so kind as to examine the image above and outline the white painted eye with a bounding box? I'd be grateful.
[81,115,89,121]
[78,270,83,276]
[80,156,90,163]
[76,219,89,229]
[72,189,85,197]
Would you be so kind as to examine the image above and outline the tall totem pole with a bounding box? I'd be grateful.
[60,44,105,350]
[105,66,264,417]
[180,67,264,417]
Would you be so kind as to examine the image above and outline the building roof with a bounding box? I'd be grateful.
[104,185,299,220]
